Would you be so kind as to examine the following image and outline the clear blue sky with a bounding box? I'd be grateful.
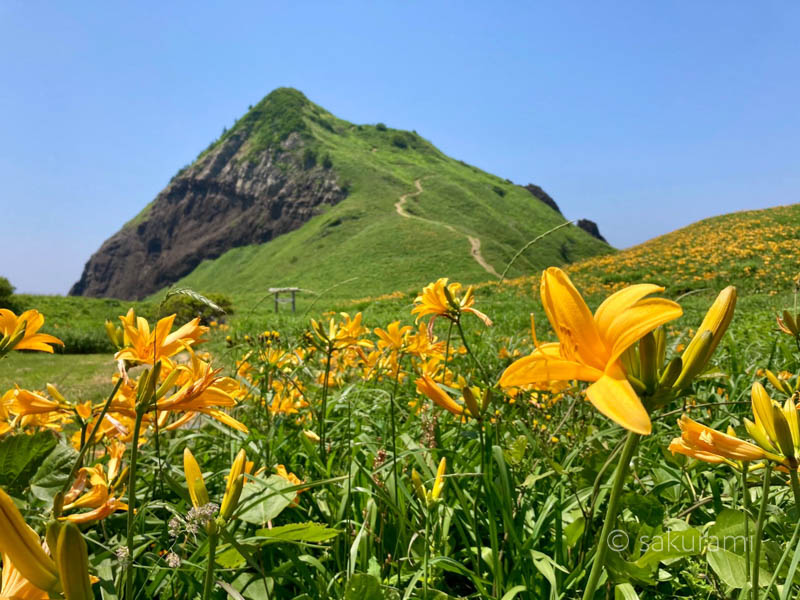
[2,1,799,294]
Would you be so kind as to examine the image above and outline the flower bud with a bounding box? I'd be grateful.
[183,448,209,509]
[55,522,93,600]
[778,310,799,336]
[430,458,446,502]
[771,403,796,461]
[638,332,657,390]
[674,331,713,389]
[220,449,247,521]
[658,357,683,389]
[411,469,427,504]
[461,387,481,420]
[55,523,94,600]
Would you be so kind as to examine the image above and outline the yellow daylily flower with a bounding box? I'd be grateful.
[115,309,207,365]
[0,488,59,594]
[668,415,767,466]
[412,278,492,337]
[1,552,49,600]
[415,376,465,417]
[0,309,63,355]
[500,267,682,435]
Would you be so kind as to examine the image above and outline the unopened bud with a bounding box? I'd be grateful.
[55,522,93,600]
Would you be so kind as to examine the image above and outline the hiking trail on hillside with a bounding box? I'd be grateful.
[394,178,501,278]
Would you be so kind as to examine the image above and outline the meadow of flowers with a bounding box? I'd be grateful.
[2,269,800,599]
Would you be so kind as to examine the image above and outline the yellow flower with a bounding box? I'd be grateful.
[183,448,210,509]
[415,376,465,417]
[500,267,682,435]
[310,312,371,350]
[0,488,59,594]
[115,309,207,365]
[412,278,492,336]
[0,309,63,355]
[157,354,248,433]
[275,465,305,505]
[668,415,767,466]
[1,552,49,599]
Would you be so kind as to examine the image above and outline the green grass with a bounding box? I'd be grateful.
[0,352,115,403]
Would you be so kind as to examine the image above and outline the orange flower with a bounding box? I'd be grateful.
[412,278,492,337]
[668,415,767,466]
[115,309,207,365]
[0,552,49,599]
[500,267,682,435]
[0,309,63,354]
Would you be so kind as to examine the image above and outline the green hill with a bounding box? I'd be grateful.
[564,203,800,297]
[97,87,611,302]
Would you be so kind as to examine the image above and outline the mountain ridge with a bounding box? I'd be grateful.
[71,88,612,300]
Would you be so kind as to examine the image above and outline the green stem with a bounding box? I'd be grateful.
[764,469,800,598]
[389,363,403,585]
[320,346,333,463]
[752,464,772,600]
[423,508,430,599]
[455,319,490,384]
[582,431,640,600]
[124,406,147,600]
[202,529,219,600]
[743,463,751,584]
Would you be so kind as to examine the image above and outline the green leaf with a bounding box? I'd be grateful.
[614,583,640,600]
[254,522,341,545]
[706,548,748,589]
[344,573,383,600]
[503,435,528,466]
[30,442,77,503]
[0,432,57,493]
[622,493,665,527]
[633,528,703,568]
[237,475,295,525]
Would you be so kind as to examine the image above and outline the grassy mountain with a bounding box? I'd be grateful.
[564,203,800,297]
[74,87,610,302]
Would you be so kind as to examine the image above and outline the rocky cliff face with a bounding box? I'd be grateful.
[522,183,608,244]
[70,131,346,299]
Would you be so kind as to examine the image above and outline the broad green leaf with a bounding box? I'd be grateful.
[30,442,77,503]
[254,522,341,544]
[634,529,702,568]
[622,492,665,527]
[237,475,295,525]
[706,548,747,589]
[344,573,383,600]
[0,432,57,493]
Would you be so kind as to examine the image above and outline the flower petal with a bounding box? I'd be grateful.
[540,268,607,369]
[594,284,665,341]
[585,366,651,435]
[499,352,603,388]
[605,298,683,365]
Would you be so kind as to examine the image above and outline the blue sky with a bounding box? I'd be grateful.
[2,1,798,294]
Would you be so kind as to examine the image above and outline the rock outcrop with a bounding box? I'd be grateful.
[576,219,607,243]
[70,131,346,299]
[523,184,562,215]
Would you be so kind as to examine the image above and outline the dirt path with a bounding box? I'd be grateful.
[395,178,500,277]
